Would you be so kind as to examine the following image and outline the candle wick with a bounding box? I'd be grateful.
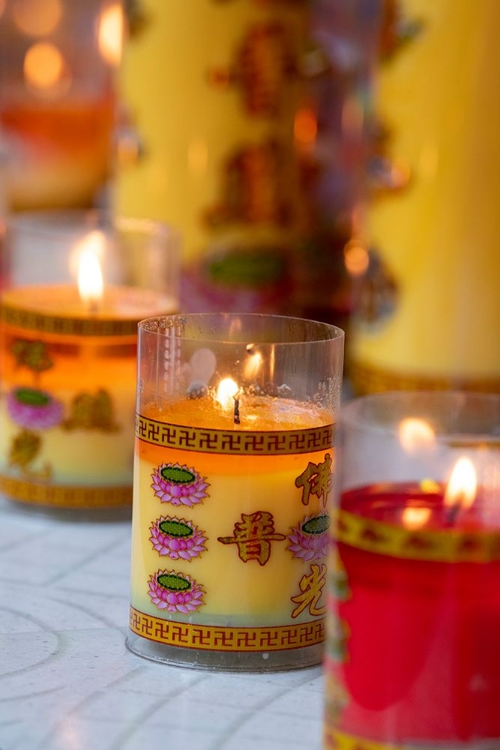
[233,395,241,425]
[88,299,99,316]
[445,501,461,527]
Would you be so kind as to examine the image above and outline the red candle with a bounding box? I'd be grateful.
[325,480,500,748]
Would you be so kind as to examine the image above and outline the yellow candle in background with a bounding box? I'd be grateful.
[117,0,308,315]
[0,211,180,510]
[349,0,500,394]
[127,313,344,671]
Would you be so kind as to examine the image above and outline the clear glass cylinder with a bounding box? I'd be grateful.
[0,210,180,511]
[128,312,344,671]
[325,391,500,749]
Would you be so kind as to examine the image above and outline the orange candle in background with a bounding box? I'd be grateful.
[0,0,123,210]
[0,212,180,510]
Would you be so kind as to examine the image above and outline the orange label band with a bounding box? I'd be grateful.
[0,474,131,508]
[336,508,500,563]
[130,607,324,652]
[1,304,139,338]
[135,414,335,456]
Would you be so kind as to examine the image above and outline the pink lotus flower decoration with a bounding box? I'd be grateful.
[148,570,205,613]
[151,463,209,507]
[287,513,331,561]
[149,517,207,560]
[7,387,64,430]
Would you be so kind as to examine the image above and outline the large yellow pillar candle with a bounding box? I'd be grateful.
[127,313,344,671]
[349,0,500,394]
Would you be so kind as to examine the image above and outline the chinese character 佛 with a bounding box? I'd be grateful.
[295,453,333,508]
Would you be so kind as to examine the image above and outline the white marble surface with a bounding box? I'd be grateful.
[0,497,325,750]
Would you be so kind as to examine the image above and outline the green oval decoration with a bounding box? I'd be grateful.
[159,520,193,538]
[302,515,330,535]
[157,573,191,592]
[15,387,51,408]
[160,466,196,484]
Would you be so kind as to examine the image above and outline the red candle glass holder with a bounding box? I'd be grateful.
[324,391,500,750]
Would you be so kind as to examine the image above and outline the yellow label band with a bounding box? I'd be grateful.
[324,727,406,750]
[136,414,334,456]
[336,509,500,563]
[350,361,500,396]
[130,607,324,652]
[0,475,131,508]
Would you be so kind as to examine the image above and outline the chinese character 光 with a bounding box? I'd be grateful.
[291,563,327,618]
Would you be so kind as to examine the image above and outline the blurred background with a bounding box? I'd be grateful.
[1,0,498,395]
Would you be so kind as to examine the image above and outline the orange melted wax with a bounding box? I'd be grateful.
[142,393,331,432]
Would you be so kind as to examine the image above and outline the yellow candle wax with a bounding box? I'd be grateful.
[0,284,176,508]
[130,394,335,655]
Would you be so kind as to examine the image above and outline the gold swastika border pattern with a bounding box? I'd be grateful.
[0,474,132,508]
[136,414,334,455]
[324,727,406,749]
[1,304,139,338]
[130,608,324,651]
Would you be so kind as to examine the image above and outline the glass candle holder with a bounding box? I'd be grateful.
[0,0,123,210]
[128,313,344,671]
[324,391,500,750]
[0,210,180,511]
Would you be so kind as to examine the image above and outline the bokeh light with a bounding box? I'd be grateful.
[11,0,62,37]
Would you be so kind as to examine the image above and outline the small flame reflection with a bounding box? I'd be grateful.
[244,344,262,380]
[398,418,436,453]
[401,506,432,530]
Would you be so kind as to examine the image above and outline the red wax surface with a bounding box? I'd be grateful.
[331,483,500,744]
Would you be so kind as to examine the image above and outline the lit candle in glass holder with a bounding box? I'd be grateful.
[0,211,179,511]
[128,313,344,671]
[325,391,500,750]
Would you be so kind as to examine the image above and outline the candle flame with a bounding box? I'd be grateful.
[444,457,477,512]
[98,2,124,66]
[216,378,239,410]
[398,418,436,453]
[402,506,432,530]
[77,234,104,310]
